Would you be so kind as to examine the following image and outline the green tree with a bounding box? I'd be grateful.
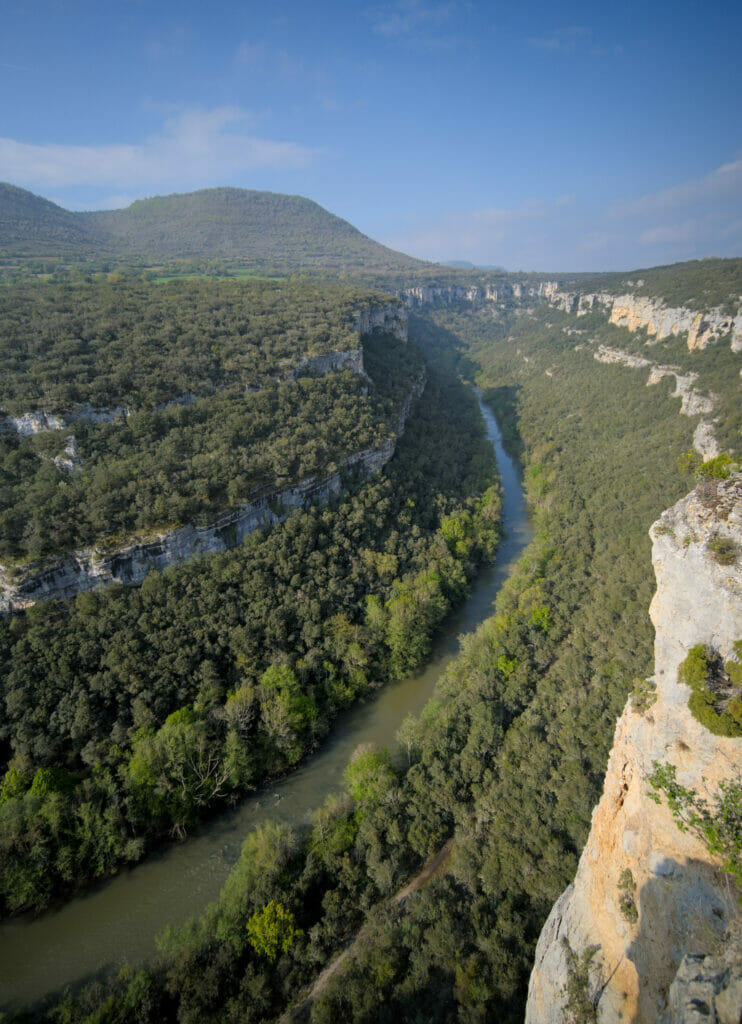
[246,900,300,961]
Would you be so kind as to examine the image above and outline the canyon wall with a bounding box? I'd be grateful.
[539,287,741,352]
[355,300,407,340]
[525,474,742,1023]
[400,279,741,353]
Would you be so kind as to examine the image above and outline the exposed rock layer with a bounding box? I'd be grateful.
[525,475,742,1024]
[0,301,406,436]
[400,279,741,353]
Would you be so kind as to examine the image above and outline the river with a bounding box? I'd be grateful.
[0,392,532,1009]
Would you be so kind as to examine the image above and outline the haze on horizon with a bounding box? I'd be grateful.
[1,0,740,272]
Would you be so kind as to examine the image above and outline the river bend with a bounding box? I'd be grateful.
[0,393,532,1008]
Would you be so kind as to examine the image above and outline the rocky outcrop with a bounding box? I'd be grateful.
[292,348,366,379]
[692,421,721,461]
[398,279,741,353]
[608,295,742,352]
[52,435,83,473]
[592,347,719,456]
[397,280,559,308]
[658,938,742,1024]
[594,345,651,369]
[525,474,742,1024]
[354,301,407,340]
[646,366,715,416]
[0,402,130,436]
[549,290,742,352]
[0,368,427,612]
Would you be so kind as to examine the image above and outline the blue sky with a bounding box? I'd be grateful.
[1,0,741,270]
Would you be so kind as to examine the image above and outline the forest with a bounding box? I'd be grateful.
[0,278,413,559]
[0,252,740,1023]
[0,185,426,276]
[5,288,731,1023]
[0,346,501,916]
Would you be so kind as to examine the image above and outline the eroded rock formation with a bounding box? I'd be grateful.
[525,474,742,1024]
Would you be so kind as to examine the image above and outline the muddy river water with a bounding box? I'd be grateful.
[0,393,532,1009]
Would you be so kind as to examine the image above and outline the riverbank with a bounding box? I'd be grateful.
[0,395,532,1010]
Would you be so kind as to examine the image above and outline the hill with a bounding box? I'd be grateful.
[0,183,428,274]
[0,182,104,256]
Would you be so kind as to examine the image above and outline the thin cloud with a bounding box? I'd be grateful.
[526,26,590,53]
[384,156,742,270]
[612,159,742,217]
[367,0,463,40]
[385,197,562,263]
[235,41,263,66]
[0,107,319,191]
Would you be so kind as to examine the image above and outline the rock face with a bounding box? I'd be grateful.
[591,347,719,457]
[397,280,559,308]
[0,301,418,611]
[525,474,742,1024]
[608,294,742,353]
[354,301,407,340]
[658,939,742,1024]
[292,348,367,379]
[544,289,741,352]
[398,279,741,353]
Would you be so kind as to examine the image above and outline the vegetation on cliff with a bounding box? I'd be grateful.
[678,642,742,737]
[0,362,501,915]
[563,256,742,314]
[1,249,740,1020]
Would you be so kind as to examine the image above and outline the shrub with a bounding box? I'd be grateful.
[648,763,742,900]
[708,535,737,566]
[617,868,638,923]
[679,643,742,737]
[561,940,600,1024]
[630,678,657,714]
[246,900,300,961]
[697,454,739,480]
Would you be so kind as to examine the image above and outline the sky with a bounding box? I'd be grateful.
[1,0,741,271]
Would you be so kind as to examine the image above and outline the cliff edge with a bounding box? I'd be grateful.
[525,472,742,1024]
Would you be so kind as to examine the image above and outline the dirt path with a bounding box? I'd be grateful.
[281,837,455,1022]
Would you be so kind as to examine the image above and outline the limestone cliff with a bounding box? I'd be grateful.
[548,290,742,353]
[592,347,719,458]
[398,280,558,308]
[525,474,742,1024]
[399,278,741,354]
[354,301,407,340]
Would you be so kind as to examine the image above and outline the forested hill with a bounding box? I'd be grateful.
[0,183,105,256]
[0,183,427,274]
